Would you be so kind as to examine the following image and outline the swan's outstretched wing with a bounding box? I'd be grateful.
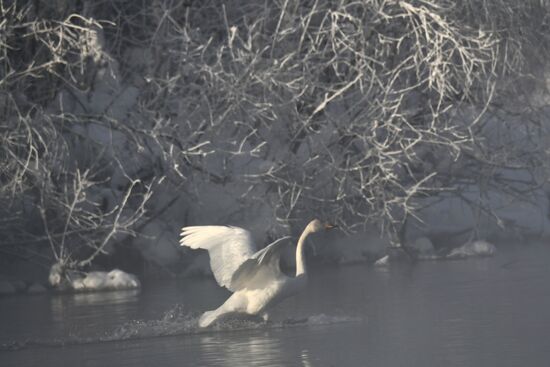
[180,226,256,292]
[230,236,292,290]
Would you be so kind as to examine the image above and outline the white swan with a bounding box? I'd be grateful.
[179,219,335,327]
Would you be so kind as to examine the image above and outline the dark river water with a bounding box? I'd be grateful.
[1,244,550,367]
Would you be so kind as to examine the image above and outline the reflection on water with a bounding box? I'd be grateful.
[70,289,141,306]
[199,333,284,367]
[300,349,313,367]
[1,244,550,367]
[50,290,140,324]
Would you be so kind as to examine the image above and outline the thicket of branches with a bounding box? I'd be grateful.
[1,0,549,272]
[0,1,153,272]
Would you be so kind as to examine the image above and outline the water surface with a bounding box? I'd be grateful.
[1,244,550,366]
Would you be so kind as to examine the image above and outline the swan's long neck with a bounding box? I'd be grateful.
[295,227,311,276]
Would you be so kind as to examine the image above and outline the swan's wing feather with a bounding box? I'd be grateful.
[230,236,292,290]
[180,226,256,291]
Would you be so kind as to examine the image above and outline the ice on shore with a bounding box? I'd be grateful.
[49,263,140,291]
[71,269,141,291]
[446,240,497,259]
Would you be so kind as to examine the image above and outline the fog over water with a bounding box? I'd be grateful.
[2,244,550,367]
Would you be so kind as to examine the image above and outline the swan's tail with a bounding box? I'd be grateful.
[198,310,219,328]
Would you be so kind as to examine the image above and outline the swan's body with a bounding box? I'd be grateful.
[180,219,333,327]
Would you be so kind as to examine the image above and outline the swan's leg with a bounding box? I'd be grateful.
[199,309,223,328]
[198,302,233,328]
[199,292,247,328]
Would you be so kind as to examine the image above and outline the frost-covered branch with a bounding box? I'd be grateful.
[2,0,550,272]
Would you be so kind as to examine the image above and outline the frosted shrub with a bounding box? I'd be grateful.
[1,1,549,274]
[1,2,152,275]
[135,1,550,239]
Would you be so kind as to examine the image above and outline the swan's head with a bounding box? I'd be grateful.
[308,219,337,233]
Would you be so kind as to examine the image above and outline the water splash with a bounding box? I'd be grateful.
[306,314,362,325]
[103,305,199,341]
[0,307,362,352]
[107,309,363,336]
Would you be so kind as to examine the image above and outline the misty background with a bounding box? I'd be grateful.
[1,0,550,287]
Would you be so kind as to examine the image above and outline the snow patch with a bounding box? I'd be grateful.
[374,255,390,267]
[446,240,496,259]
[49,263,140,291]
[71,270,141,291]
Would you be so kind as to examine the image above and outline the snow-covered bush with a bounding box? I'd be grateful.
[1,1,550,275]
[0,3,153,274]
[128,0,550,242]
